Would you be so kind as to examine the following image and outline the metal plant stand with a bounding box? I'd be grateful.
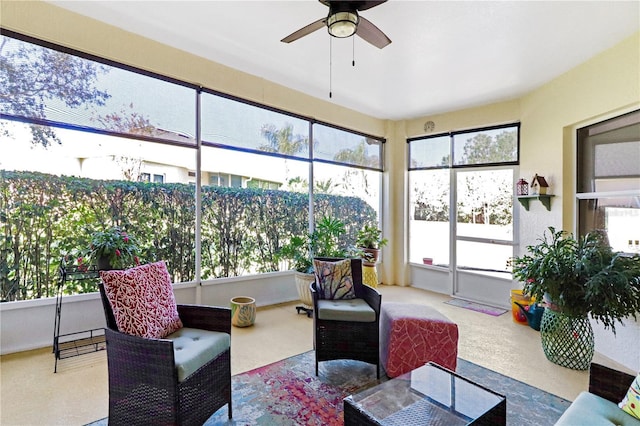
[53,260,105,372]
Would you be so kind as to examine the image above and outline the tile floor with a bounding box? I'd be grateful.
[0,285,629,425]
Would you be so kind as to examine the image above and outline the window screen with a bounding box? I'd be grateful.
[452,125,518,166]
[201,92,309,158]
[1,34,196,146]
[312,123,384,170]
[408,124,519,170]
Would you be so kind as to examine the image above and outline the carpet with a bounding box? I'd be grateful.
[88,351,570,425]
[444,298,508,316]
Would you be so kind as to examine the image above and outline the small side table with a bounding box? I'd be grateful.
[362,264,378,288]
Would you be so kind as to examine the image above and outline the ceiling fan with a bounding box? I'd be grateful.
[281,0,391,49]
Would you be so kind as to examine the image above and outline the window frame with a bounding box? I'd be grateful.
[408,123,520,171]
[575,110,640,248]
[407,123,520,276]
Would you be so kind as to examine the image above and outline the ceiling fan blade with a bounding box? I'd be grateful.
[281,18,327,43]
[356,16,391,49]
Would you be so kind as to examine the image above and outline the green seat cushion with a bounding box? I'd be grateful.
[317,298,376,322]
[555,392,640,426]
[166,327,230,382]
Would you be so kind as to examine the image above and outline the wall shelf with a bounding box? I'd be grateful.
[517,195,555,211]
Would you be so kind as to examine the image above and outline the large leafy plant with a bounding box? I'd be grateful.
[510,226,640,332]
[277,216,349,274]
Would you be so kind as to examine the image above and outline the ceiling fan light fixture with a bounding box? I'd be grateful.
[327,11,359,38]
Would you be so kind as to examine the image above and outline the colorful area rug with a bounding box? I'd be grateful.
[88,351,569,425]
[444,298,508,316]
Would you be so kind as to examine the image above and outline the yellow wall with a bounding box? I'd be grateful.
[398,32,640,368]
[398,32,639,253]
[521,33,639,236]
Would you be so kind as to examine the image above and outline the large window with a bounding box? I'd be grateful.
[409,169,450,266]
[0,120,198,299]
[0,33,196,146]
[456,168,514,276]
[577,110,640,253]
[0,30,384,300]
[408,124,519,277]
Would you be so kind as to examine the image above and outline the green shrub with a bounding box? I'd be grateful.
[0,170,376,300]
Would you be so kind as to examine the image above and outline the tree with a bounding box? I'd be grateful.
[0,36,111,147]
[114,156,143,181]
[333,139,379,168]
[459,130,517,164]
[331,140,380,197]
[314,179,339,194]
[259,123,309,189]
[93,103,159,181]
[411,172,449,221]
[93,103,156,136]
[259,123,307,155]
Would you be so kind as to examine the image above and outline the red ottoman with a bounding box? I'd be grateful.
[380,302,458,378]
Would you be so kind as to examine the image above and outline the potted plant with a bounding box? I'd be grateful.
[278,216,350,273]
[277,216,349,316]
[88,226,141,270]
[355,224,388,266]
[313,216,349,259]
[509,226,640,369]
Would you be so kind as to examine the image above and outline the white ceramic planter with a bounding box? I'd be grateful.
[230,296,256,327]
[294,272,314,309]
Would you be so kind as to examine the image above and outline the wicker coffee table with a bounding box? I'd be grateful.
[344,362,506,425]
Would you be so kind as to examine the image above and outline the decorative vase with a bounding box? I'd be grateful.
[230,296,256,327]
[540,308,594,370]
[361,248,380,266]
[294,272,315,317]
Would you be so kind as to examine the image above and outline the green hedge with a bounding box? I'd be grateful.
[0,170,376,301]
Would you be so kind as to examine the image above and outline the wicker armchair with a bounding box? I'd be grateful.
[555,363,638,425]
[588,363,636,403]
[98,284,232,425]
[311,257,381,378]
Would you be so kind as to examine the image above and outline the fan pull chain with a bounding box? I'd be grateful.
[352,36,355,67]
[329,37,333,98]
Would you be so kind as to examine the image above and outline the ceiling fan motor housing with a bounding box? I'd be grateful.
[281,0,390,49]
[327,4,360,38]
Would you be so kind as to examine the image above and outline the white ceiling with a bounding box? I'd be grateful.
[48,1,640,121]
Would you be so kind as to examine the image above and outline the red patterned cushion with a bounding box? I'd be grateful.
[100,261,183,339]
